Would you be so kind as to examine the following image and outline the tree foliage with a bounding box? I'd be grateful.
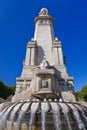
[76,85,87,102]
[81,86,87,94]
[0,80,16,100]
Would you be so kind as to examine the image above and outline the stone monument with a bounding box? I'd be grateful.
[0,8,87,130]
[12,8,76,102]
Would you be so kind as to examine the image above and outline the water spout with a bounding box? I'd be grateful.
[51,102,61,130]
[17,102,30,130]
[41,102,48,130]
[59,103,72,130]
[0,103,18,130]
[29,102,39,130]
[0,101,87,130]
[68,103,86,130]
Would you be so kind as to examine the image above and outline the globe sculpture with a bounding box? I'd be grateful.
[0,8,87,130]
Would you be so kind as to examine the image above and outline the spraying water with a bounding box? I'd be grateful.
[74,104,87,121]
[41,102,48,130]
[68,103,86,130]
[10,103,22,121]
[0,101,87,130]
[29,102,39,130]
[17,102,30,130]
[51,102,61,130]
[59,103,72,130]
[0,103,17,130]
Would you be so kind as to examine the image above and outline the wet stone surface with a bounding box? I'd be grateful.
[0,101,87,130]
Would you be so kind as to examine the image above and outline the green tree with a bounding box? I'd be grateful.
[76,85,87,101]
[81,85,87,102]
[81,85,87,94]
[75,91,83,101]
[0,80,16,100]
[83,94,87,102]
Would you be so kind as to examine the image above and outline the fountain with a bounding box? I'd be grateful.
[0,101,87,130]
[0,8,87,130]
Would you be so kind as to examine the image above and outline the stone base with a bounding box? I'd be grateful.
[61,91,76,102]
[32,91,60,100]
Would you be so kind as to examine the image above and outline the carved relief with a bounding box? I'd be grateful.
[39,20,52,25]
[41,79,48,88]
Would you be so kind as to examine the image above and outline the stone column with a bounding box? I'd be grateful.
[25,47,31,66]
[25,39,37,66]
[52,38,60,66]
[53,47,60,65]
[58,46,64,65]
[53,39,64,66]
[31,47,35,65]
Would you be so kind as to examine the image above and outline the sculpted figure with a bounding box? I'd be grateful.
[39,8,48,15]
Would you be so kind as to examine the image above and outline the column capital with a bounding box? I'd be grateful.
[27,39,37,48]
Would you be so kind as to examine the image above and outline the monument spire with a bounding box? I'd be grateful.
[12,8,76,102]
[34,8,55,65]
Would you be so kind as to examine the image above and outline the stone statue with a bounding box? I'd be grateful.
[40,56,49,69]
[39,8,48,16]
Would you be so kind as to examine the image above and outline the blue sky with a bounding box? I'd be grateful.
[0,0,87,91]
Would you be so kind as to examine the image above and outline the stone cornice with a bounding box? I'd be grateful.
[16,77,32,81]
[27,41,37,48]
[34,15,54,25]
[52,43,62,48]
[35,68,55,76]
[52,39,62,48]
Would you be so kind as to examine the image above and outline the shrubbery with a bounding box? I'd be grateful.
[76,85,87,102]
[0,80,15,100]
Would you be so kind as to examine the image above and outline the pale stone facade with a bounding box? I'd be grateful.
[12,8,76,102]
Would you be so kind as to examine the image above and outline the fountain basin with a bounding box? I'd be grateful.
[0,101,87,130]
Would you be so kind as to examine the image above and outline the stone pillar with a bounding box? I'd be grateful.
[24,39,37,66]
[31,48,35,65]
[53,47,59,65]
[58,46,64,65]
[25,47,31,66]
[52,38,64,66]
